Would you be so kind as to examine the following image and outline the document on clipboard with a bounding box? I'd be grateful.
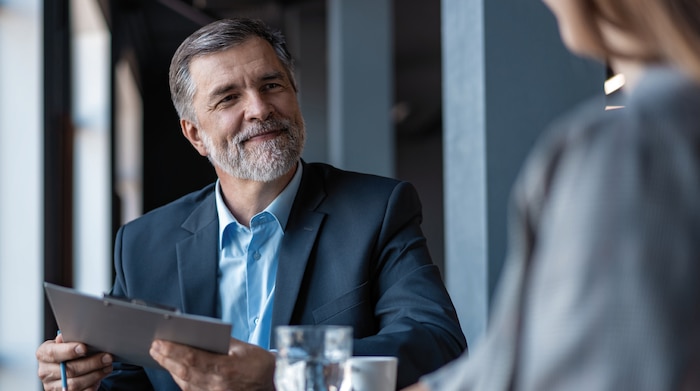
[44,282,232,369]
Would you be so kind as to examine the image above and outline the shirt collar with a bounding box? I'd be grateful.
[215,161,303,247]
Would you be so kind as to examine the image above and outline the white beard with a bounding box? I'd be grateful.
[200,117,305,183]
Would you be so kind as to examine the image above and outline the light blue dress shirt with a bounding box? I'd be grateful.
[215,162,302,349]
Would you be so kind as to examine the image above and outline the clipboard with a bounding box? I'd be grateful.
[44,282,232,368]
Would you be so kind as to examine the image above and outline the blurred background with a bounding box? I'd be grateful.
[0,0,603,388]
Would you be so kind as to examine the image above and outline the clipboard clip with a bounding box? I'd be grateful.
[102,293,181,314]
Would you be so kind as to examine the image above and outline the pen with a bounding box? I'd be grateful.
[57,330,67,391]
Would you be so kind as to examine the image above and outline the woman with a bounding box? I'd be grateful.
[404,0,700,390]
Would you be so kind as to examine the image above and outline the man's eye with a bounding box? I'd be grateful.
[264,83,281,90]
[220,94,237,104]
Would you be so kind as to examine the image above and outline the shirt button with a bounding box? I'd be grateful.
[253,252,261,260]
[254,317,260,325]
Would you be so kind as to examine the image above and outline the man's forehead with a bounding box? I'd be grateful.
[193,38,280,67]
[192,41,286,82]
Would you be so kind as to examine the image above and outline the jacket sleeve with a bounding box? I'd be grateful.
[353,181,467,389]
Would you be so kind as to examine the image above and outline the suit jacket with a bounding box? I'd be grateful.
[99,161,466,390]
[421,66,700,390]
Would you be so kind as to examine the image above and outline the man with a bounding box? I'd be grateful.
[36,18,466,391]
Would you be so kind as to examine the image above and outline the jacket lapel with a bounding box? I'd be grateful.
[176,191,219,317]
[171,167,327,326]
[272,163,326,329]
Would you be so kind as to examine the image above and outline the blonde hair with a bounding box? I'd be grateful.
[591,0,700,81]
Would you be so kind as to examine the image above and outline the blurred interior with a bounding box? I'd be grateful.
[0,1,605,388]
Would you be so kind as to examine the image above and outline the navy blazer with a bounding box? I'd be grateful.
[100,161,466,390]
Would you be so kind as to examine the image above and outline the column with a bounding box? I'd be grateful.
[327,0,394,177]
[442,0,604,346]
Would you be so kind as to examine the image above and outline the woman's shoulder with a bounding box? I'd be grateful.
[518,68,700,210]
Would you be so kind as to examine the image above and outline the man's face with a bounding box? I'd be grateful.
[185,37,305,182]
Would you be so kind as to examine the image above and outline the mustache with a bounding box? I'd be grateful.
[235,118,292,144]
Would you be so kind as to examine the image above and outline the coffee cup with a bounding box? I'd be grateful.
[343,356,398,391]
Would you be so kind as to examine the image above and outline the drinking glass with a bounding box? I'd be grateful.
[274,325,353,391]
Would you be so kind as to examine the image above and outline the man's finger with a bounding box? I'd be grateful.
[150,340,192,379]
[150,339,223,388]
[36,339,88,363]
[63,362,113,391]
[66,353,113,377]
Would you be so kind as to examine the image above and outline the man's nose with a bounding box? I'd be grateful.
[244,92,273,122]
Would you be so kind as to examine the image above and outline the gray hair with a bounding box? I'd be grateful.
[168,18,297,123]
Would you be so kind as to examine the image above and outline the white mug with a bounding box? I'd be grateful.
[343,356,398,391]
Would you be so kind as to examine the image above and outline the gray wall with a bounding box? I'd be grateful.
[442,0,604,346]
[328,0,394,177]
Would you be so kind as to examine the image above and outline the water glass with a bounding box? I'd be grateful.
[274,325,353,391]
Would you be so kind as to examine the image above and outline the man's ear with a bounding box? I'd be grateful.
[181,119,209,157]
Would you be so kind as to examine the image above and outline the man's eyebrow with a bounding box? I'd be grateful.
[206,71,286,101]
[260,71,285,82]
[209,83,238,100]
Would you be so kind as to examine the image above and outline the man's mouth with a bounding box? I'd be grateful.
[242,128,285,144]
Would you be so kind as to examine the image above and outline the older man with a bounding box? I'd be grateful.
[36,18,466,391]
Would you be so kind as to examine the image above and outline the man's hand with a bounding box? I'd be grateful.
[149,338,275,391]
[36,333,113,391]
